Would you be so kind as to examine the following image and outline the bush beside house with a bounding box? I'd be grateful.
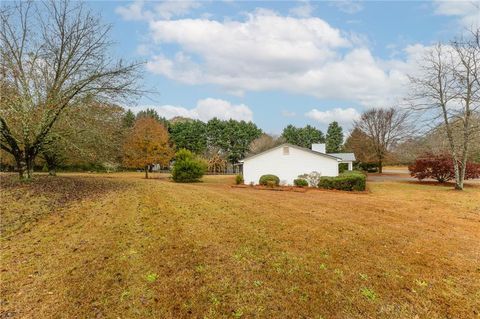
[318,171,366,191]
[298,171,322,187]
[259,174,280,186]
[294,178,309,187]
[235,174,244,185]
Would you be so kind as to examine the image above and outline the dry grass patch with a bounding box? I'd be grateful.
[1,173,479,318]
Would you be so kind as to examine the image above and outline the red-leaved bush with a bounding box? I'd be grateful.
[408,153,480,183]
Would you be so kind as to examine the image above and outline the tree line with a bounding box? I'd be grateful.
[119,108,346,178]
[1,0,478,190]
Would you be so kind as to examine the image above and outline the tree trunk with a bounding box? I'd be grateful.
[44,156,57,176]
[378,160,383,174]
[455,160,465,190]
[16,157,27,180]
[13,150,35,180]
[145,166,149,179]
[26,155,34,179]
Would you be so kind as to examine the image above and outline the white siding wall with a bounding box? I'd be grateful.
[243,146,339,185]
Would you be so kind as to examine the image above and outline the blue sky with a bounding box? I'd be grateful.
[88,0,479,134]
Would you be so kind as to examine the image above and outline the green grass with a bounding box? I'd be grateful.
[361,287,378,301]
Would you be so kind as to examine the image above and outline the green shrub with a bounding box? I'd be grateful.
[298,171,322,186]
[318,171,366,191]
[172,149,207,183]
[266,180,276,188]
[259,174,280,186]
[339,163,349,173]
[294,178,309,187]
[235,174,244,185]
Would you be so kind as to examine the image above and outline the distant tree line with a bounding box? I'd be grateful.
[1,0,478,190]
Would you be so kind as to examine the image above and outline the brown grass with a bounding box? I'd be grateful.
[1,173,479,318]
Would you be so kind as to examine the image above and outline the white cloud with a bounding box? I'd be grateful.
[135,98,253,122]
[433,0,480,28]
[123,7,428,107]
[193,98,253,121]
[116,0,200,21]
[289,1,315,18]
[116,1,149,21]
[330,1,363,14]
[154,1,201,20]
[305,107,360,124]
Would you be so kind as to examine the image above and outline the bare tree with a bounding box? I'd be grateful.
[354,108,410,173]
[247,134,285,156]
[409,28,480,190]
[0,0,142,179]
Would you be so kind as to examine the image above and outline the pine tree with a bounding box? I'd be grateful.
[122,109,136,128]
[281,125,325,148]
[326,121,344,153]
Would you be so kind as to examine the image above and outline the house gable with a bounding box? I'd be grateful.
[241,143,341,162]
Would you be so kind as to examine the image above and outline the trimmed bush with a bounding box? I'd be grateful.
[172,149,207,183]
[266,180,276,188]
[235,174,244,185]
[259,174,280,186]
[294,178,309,187]
[318,171,366,191]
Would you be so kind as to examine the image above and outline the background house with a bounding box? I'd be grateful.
[240,143,355,185]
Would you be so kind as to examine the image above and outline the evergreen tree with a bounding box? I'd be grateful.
[122,109,136,128]
[136,108,169,128]
[206,118,262,164]
[281,125,325,148]
[169,120,207,154]
[326,121,344,153]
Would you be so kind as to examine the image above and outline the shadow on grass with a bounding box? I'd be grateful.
[0,174,132,237]
[402,180,480,189]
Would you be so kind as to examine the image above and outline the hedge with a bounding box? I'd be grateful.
[259,174,280,186]
[294,178,309,187]
[318,171,366,191]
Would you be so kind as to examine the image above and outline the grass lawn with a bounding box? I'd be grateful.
[1,173,479,318]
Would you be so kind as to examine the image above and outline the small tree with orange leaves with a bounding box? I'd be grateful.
[123,117,173,178]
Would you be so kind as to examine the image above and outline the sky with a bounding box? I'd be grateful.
[87,0,479,134]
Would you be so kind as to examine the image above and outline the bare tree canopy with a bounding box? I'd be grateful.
[408,28,480,190]
[354,107,410,173]
[0,0,142,179]
[247,133,285,156]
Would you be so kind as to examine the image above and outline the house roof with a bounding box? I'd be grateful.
[328,153,356,161]
[240,143,342,162]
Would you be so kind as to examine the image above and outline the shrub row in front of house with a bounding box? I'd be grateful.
[293,178,309,187]
[259,174,280,186]
[317,171,366,191]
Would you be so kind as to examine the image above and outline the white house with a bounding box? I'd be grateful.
[240,143,355,185]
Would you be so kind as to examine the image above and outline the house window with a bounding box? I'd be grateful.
[283,146,289,155]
